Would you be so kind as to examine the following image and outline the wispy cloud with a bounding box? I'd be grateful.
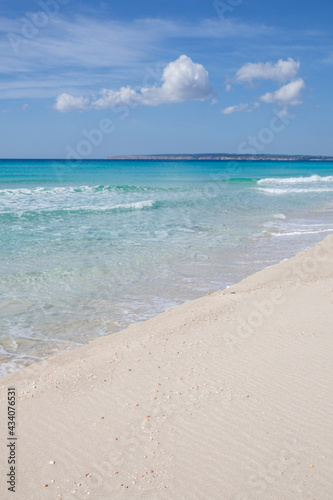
[54,55,215,112]
[0,14,278,100]
[322,53,333,65]
[221,101,260,114]
[221,102,248,114]
[1,16,275,72]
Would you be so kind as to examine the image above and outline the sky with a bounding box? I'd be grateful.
[1,0,333,158]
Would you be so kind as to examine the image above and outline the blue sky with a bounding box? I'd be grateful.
[1,0,333,158]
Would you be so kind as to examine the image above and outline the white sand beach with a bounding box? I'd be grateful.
[1,235,333,499]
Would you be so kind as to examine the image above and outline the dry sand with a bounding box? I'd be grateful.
[1,235,333,499]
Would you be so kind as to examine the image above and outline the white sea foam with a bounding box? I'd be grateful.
[258,175,333,185]
[0,184,164,197]
[0,361,27,378]
[111,200,156,210]
[271,228,333,237]
[273,213,286,219]
[0,183,159,217]
[0,185,126,194]
[258,187,333,194]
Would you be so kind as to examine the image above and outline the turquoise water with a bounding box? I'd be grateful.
[1,159,333,375]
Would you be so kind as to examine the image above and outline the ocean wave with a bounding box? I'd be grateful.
[271,228,333,237]
[0,184,169,196]
[111,200,156,211]
[0,199,157,217]
[258,187,333,194]
[273,213,286,219]
[258,175,333,185]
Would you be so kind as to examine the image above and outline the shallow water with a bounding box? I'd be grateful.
[1,159,333,375]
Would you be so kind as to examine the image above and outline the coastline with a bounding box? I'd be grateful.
[1,235,333,498]
[105,155,333,161]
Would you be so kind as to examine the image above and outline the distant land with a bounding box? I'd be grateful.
[107,154,333,161]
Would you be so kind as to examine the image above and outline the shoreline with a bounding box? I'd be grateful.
[2,229,333,378]
[1,235,333,498]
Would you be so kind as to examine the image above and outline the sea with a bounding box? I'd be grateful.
[1,159,333,376]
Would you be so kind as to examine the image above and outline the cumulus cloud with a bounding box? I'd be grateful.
[221,103,248,114]
[235,58,300,84]
[260,78,305,106]
[54,94,90,113]
[259,78,305,117]
[54,55,215,112]
[91,87,140,110]
[221,58,305,117]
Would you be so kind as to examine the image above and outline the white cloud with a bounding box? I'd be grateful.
[54,94,90,113]
[221,101,260,115]
[54,55,215,112]
[88,87,140,110]
[246,101,260,112]
[222,59,305,117]
[140,55,214,105]
[260,78,305,106]
[235,58,300,84]
[221,103,248,114]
